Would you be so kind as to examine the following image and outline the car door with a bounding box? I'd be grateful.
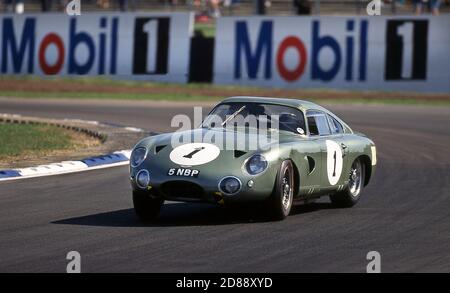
[306,110,348,195]
[322,114,350,193]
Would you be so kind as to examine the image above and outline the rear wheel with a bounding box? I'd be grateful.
[268,160,294,220]
[330,158,364,208]
[133,191,164,222]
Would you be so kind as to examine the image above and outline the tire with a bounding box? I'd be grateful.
[330,158,364,208]
[268,160,294,221]
[132,190,164,222]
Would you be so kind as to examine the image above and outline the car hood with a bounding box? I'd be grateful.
[134,128,301,172]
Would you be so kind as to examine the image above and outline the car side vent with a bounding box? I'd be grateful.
[155,145,167,154]
[306,156,315,174]
[234,150,246,158]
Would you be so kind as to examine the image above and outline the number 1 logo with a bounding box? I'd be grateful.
[133,17,170,75]
[326,140,343,186]
[385,20,428,80]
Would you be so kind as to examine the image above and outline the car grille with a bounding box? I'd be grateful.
[160,181,205,200]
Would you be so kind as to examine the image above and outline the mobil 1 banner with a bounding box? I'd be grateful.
[0,13,193,83]
[214,16,450,93]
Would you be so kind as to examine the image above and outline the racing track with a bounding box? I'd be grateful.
[0,98,449,272]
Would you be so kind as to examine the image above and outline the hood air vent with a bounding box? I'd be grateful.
[155,145,167,154]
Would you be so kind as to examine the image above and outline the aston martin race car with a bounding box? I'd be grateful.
[129,96,377,221]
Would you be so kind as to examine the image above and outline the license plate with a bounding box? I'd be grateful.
[167,168,200,178]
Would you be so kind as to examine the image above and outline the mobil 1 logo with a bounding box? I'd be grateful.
[385,20,428,80]
[133,17,170,75]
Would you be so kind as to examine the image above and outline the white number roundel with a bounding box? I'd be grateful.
[326,140,343,186]
[169,143,220,166]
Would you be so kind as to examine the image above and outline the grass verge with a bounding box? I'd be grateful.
[0,123,99,165]
[0,76,449,106]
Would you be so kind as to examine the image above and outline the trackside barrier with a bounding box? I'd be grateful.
[213,15,450,93]
[0,13,193,83]
[1,13,448,93]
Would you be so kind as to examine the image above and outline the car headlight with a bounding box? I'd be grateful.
[219,176,242,195]
[130,147,147,168]
[245,154,268,175]
[136,169,150,189]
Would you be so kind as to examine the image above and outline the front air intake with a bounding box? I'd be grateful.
[160,181,205,200]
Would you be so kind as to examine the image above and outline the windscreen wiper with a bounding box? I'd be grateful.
[221,106,246,127]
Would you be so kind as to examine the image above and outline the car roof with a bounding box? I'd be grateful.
[221,96,330,113]
[219,96,353,133]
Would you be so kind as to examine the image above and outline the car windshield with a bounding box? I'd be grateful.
[202,102,306,135]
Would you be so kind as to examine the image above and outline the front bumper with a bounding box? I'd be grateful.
[130,167,276,205]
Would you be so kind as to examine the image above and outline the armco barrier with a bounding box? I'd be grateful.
[213,15,450,93]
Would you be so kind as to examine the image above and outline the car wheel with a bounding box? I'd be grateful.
[269,160,294,220]
[330,158,364,208]
[132,190,164,222]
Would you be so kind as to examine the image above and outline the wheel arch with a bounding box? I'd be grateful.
[287,159,300,196]
[356,154,372,186]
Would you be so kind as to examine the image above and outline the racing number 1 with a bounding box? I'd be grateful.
[333,151,337,177]
[326,140,343,186]
[183,147,205,159]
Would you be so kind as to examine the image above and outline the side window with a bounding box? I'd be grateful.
[327,115,344,134]
[316,114,331,135]
[307,116,319,135]
[307,111,331,136]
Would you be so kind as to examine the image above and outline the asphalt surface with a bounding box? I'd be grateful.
[0,98,449,272]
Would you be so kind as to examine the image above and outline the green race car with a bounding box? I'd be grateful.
[130,97,377,221]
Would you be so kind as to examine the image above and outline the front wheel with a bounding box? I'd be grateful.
[268,160,294,221]
[330,158,364,208]
[133,191,164,222]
